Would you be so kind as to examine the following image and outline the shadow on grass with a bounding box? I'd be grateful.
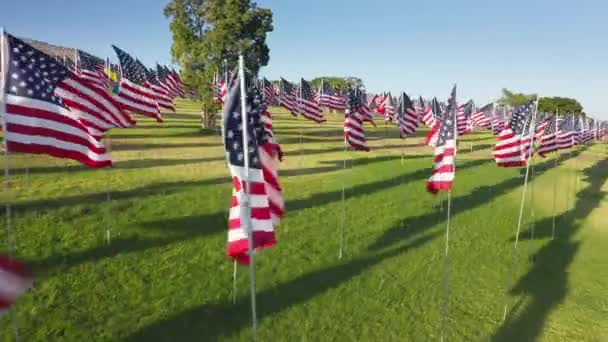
[30,212,226,276]
[111,141,220,152]
[110,130,211,140]
[23,155,487,279]
[12,156,226,175]
[491,157,608,341]
[368,147,587,252]
[125,230,440,342]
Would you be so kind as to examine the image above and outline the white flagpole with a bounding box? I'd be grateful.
[440,86,457,342]
[339,126,348,259]
[502,96,539,321]
[551,110,559,239]
[1,26,21,342]
[106,137,112,244]
[298,79,303,166]
[238,55,257,337]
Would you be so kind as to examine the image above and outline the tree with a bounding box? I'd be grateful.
[164,0,273,127]
[538,96,583,115]
[499,88,584,115]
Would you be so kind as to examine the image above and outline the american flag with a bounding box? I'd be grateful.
[112,45,161,122]
[223,76,284,264]
[168,68,185,97]
[261,78,276,106]
[344,87,370,151]
[359,92,376,127]
[492,107,507,135]
[2,33,112,167]
[598,121,608,140]
[492,100,536,167]
[157,64,179,99]
[0,254,33,316]
[297,78,325,123]
[419,96,435,127]
[383,93,396,123]
[557,115,577,150]
[538,115,559,157]
[578,117,594,144]
[374,93,387,116]
[141,64,175,112]
[456,101,472,135]
[427,85,457,194]
[425,97,444,147]
[534,114,549,142]
[76,50,106,90]
[318,81,346,110]
[397,92,418,138]
[278,78,297,115]
[471,103,493,129]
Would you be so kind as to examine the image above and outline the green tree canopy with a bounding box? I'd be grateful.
[164,0,273,110]
[499,88,584,115]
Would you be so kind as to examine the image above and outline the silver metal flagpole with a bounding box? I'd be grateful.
[551,111,559,239]
[339,138,347,260]
[298,79,303,166]
[502,96,539,321]
[106,136,112,244]
[440,190,452,342]
[1,26,21,342]
[440,87,457,342]
[238,55,257,337]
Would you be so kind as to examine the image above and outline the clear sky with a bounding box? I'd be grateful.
[1,0,607,118]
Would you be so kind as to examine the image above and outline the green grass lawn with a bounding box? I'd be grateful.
[0,98,606,341]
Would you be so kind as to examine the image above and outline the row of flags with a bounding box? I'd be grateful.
[0,32,189,311]
[0,32,186,170]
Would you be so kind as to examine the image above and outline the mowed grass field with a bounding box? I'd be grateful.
[0,98,606,341]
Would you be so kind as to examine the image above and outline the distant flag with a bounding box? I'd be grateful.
[141,66,176,112]
[261,78,276,106]
[492,107,506,135]
[456,101,473,135]
[223,75,284,264]
[2,33,112,167]
[425,97,443,147]
[318,80,346,110]
[492,100,536,167]
[427,85,457,194]
[297,78,326,123]
[278,78,297,115]
[344,87,370,151]
[168,68,185,97]
[75,50,107,90]
[359,92,376,127]
[419,96,435,127]
[383,94,396,123]
[397,92,418,138]
[0,255,33,316]
[471,103,493,129]
[157,64,179,99]
[538,115,559,157]
[112,45,162,122]
[557,116,577,150]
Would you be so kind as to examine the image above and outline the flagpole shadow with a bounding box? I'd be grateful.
[491,157,607,341]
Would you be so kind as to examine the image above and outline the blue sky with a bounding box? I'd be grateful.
[2,0,607,118]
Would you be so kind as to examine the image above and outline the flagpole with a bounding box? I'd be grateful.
[298,79,303,166]
[551,111,559,239]
[238,55,257,337]
[339,141,347,260]
[1,27,21,342]
[440,86,457,342]
[106,136,112,244]
[440,190,452,342]
[502,96,539,321]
